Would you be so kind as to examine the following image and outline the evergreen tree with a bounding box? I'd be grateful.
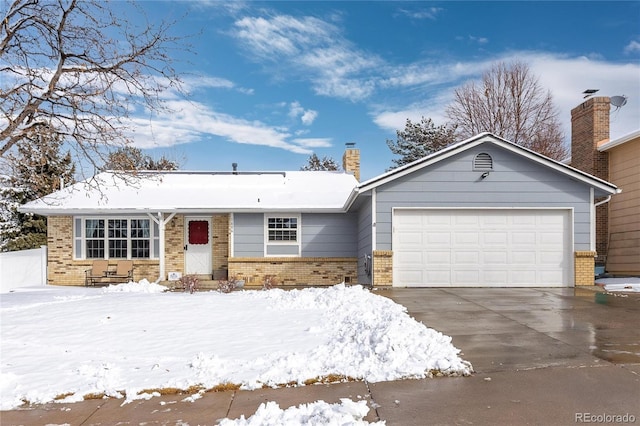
[0,127,76,251]
[386,117,457,170]
[300,153,341,171]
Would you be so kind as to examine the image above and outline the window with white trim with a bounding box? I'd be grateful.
[74,217,159,259]
[267,216,298,241]
[264,214,301,257]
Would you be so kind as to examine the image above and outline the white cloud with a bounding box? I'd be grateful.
[372,52,640,144]
[624,40,640,54]
[126,99,314,154]
[231,14,384,102]
[288,101,318,125]
[397,7,443,20]
[182,75,253,95]
[301,110,318,126]
[292,138,332,148]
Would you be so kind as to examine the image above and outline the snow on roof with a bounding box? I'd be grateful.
[597,129,640,152]
[20,170,359,215]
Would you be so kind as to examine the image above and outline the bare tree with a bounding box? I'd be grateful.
[1,0,187,176]
[445,61,568,160]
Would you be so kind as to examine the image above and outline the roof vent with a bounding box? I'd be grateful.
[232,163,238,175]
[473,153,493,171]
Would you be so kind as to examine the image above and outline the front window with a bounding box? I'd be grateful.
[75,217,157,259]
[267,217,298,242]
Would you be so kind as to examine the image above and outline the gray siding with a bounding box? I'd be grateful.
[373,144,593,251]
[301,213,357,257]
[233,213,263,257]
[233,213,358,258]
[356,197,372,285]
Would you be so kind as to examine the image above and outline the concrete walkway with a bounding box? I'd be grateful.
[2,287,639,425]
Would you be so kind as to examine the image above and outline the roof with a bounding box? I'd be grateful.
[597,129,640,152]
[20,170,359,215]
[356,132,619,196]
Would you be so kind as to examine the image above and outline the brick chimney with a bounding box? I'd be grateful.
[342,143,360,181]
[570,96,610,263]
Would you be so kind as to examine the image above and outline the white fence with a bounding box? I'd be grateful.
[0,246,47,293]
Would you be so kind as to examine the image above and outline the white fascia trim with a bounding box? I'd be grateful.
[598,129,640,152]
[371,188,377,251]
[357,133,619,195]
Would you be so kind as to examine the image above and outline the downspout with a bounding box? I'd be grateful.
[594,195,612,207]
[148,212,176,283]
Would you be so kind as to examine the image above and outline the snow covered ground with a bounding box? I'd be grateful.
[0,281,472,420]
[596,277,640,293]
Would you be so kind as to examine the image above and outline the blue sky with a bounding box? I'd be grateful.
[129,1,640,181]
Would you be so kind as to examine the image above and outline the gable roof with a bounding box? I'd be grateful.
[356,132,619,195]
[20,170,359,215]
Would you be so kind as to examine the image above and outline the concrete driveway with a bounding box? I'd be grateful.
[2,287,639,425]
[371,287,640,425]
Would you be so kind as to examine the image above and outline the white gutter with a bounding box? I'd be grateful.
[594,195,613,207]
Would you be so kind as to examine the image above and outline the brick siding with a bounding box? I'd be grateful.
[372,250,393,287]
[574,251,596,286]
[228,257,357,287]
[342,148,360,181]
[570,97,610,263]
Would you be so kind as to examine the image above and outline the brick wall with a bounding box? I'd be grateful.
[212,214,229,272]
[228,257,357,287]
[570,97,610,263]
[165,214,184,275]
[574,251,596,286]
[47,216,160,285]
[372,250,393,287]
[342,148,361,181]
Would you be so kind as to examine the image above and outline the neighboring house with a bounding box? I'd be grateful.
[21,133,618,288]
[570,96,640,276]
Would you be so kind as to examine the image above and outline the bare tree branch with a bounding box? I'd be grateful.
[445,60,567,160]
[1,0,188,176]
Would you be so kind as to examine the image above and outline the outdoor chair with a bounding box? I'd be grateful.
[110,260,134,283]
[85,260,109,286]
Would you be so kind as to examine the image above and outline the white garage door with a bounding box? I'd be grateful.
[393,209,571,287]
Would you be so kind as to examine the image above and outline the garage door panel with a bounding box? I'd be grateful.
[454,232,480,245]
[453,251,480,264]
[425,270,451,285]
[426,232,451,244]
[511,232,536,245]
[452,269,481,285]
[424,250,450,263]
[393,209,571,287]
[483,251,508,264]
[483,232,508,245]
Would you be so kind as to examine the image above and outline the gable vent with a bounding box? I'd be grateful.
[473,153,493,171]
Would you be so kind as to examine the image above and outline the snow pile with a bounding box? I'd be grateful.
[219,398,384,426]
[596,277,640,293]
[0,284,472,410]
[102,279,168,293]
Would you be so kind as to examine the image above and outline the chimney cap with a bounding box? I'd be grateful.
[345,142,356,148]
[582,89,599,99]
